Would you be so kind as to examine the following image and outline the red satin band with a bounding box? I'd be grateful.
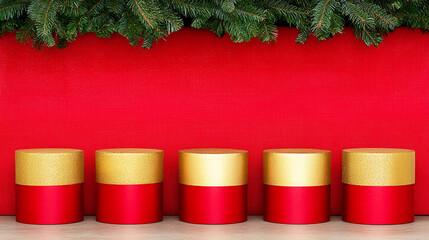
[342,183,414,224]
[16,184,83,224]
[263,184,330,224]
[179,184,247,224]
[96,182,163,224]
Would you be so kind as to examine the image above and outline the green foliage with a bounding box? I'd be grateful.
[0,0,29,20]
[0,0,428,49]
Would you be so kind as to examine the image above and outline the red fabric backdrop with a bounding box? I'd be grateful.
[0,27,428,216]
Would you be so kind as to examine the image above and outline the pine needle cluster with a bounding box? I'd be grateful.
[0,0,428,49]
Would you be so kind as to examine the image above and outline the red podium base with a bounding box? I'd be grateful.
[16,184,84,224]
[342,184,414,224]
[264,184,330,224]
[96,183,163,224]
[179,184,247,224]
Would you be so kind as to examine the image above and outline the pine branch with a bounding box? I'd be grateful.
[296,28,310,43]
[397,1,429,29]
[160,7,183,34]
[168,0,211,18]
[356,0,398,31]
[28,0,60,47]
[0,0,29,20]
[221,0,236,13]
[205,18,225,37]
[232,4,265,22]
[354,27,383,46]
[127,0,156,28]
[0,0,428,49]
[312,0,337,32]
[258,19,277,42]
[1,17,21,36]
[341,0,375,29]
[266,0,309,23]
[106,0,123,14]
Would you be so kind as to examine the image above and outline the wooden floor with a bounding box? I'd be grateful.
[0,216,428,240]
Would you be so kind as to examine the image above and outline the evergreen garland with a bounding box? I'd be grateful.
[0,0,428,49]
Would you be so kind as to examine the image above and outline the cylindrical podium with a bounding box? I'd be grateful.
[179,148,248,224]
[263,149,331,224]
[342,148,415,224]
[96,148,163,224]
[15,148,84,224]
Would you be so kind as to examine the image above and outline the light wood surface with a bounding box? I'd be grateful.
[1,216,428,240]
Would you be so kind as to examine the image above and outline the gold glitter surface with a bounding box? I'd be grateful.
[15,148,84,186]
[96,148,163,185]
[263,149,331,186]
[179,148,248,186]
[342,148,415,186]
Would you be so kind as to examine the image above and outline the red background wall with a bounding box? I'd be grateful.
[0,27,428,215]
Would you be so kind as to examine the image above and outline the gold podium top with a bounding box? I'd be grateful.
[342,148,415,186]
[179,148,248,186]
[263,149,331,186]
[96,148,163,185]
[15,148,84,186]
